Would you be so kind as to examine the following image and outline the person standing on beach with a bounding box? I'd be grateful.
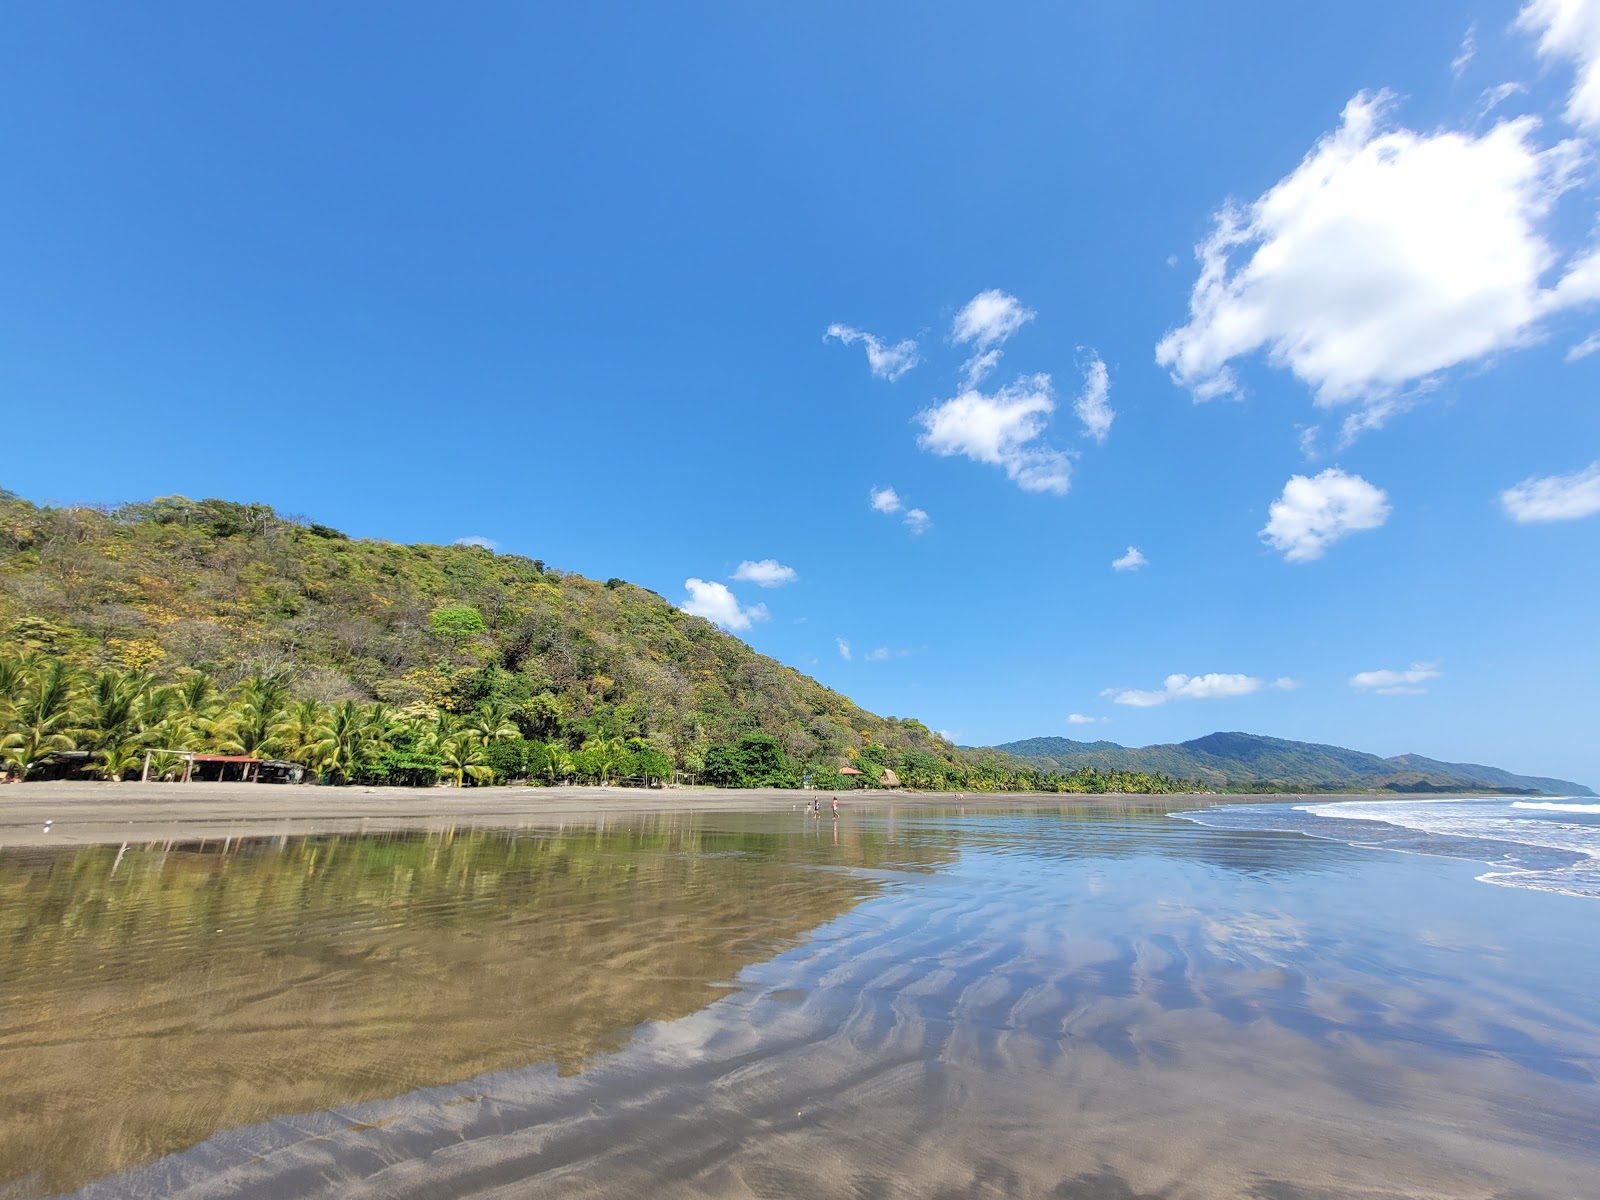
[831,795,839,818]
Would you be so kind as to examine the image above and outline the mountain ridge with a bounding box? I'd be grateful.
[984,732,1593,796]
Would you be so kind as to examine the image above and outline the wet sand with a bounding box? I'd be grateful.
[16,807,1594,1200]
[0,781,1321,850]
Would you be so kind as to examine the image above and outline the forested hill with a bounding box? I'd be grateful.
[0,492,1188,792]
[989,733,1594,796]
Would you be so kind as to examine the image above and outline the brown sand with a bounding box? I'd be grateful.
[0,780,1277,849]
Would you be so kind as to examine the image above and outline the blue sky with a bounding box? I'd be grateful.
[3,2,1598,784]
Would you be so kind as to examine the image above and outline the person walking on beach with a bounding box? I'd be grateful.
[831,795,839,819]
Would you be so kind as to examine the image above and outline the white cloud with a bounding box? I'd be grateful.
[824,324,920,381]
[961,349,1003,388]
[1101,673,1265,708]
[1156,91,1597,427]
[870,486,931,532]
[454,535,497,550]
[1452,22,1478,77]
[1111,545,1147,572]
[1272,677,1303,690]
[731,559,798,587]
[1074,353,1114,444]
[916,373,1073,495]
[1500,460,1600,520]
[869,486,903,514]
[1297,425,1323,461]
[1350,661,1441,695]
[866,647,889,662]
[1565,329,1600,359]
[680,579,769,632]
[1066,713,1106,725]
[1260,468,1391,563]
[1517,0,1600,132]
[836,637,852,661]
[1478,82,1528,119]
[952,289,1034,350]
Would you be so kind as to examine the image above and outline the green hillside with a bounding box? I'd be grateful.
[0,492,1187,793]
[990,732,1594,796]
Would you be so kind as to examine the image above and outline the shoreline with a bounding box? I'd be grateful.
[0,780,1462,850]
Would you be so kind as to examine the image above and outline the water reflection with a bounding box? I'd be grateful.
[0,813,948,1195]
[6,804,1600,1200]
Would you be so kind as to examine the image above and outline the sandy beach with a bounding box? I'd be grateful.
[0,780,1282,850]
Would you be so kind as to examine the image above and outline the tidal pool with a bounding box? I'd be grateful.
[2,802,1597,1198]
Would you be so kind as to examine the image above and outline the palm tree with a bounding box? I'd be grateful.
[437,732,493,786]
[82,669,151,775]
[310,700,390,783]
[2,659,78,779]
[218,668,291,757]
[271,698,331,767]
[462,700,520,746]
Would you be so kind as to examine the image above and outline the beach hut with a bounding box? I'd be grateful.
[880,768,901,789]
[838,765,866,788]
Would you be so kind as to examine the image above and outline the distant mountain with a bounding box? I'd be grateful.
[984,732,1594,797]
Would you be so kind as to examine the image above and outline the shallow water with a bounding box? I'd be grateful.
[3,801,1598,1199]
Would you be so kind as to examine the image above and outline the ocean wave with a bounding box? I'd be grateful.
[1512,801,1600,814]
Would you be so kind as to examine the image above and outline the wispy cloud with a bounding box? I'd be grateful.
[680,579,769,631]
[1565,330,1600,360]
[824,324,919,381]
[1500,460,1600,521]
[1111,545,1147,572]
[1101,672,1265,707]
[1074,353,1114,444]
[1452,21,1477,77]
[1260,469,1390,562]
[1350,661,1440,695]
[454,535,497,550]
[731,559,798,587]
[1066,713,1108,725]
[1517,0,1600,133]
[835,637,852,661]
[952,289,1034,351]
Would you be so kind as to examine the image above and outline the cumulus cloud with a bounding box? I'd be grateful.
[1101,673,1265,707]
[1350,661,1441,695]
[903,507,931,534]
[1066,713,1107,725]
[1111,545,1147,572]
[453,536,497,550]
[1260,469,1391,563]
[824,324,920,381]
[680,579,769,632]
[952,289,1035,350]
[836,637,852,661]
[1517,0,1600,132]
[1500,460,1600,520]
[917,373,1073,495]
[1074,354,1114,443]
[1272,677,1303,690]
[731,559,798,587]
[1156,91,1597,429]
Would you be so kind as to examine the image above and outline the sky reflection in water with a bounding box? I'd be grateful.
[3,802,1597,1199]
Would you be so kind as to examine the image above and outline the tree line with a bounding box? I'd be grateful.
[0,655,1192,793]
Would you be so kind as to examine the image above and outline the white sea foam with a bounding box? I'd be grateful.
[1175,798,1600,900]
[1512,801,1600,814]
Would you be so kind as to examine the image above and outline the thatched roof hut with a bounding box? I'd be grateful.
[880,768,900,788]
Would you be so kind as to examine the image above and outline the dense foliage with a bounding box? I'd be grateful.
[0,493,1190,792]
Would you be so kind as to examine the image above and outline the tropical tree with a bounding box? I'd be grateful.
[437,732,492,786]
[1,659,78,778]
